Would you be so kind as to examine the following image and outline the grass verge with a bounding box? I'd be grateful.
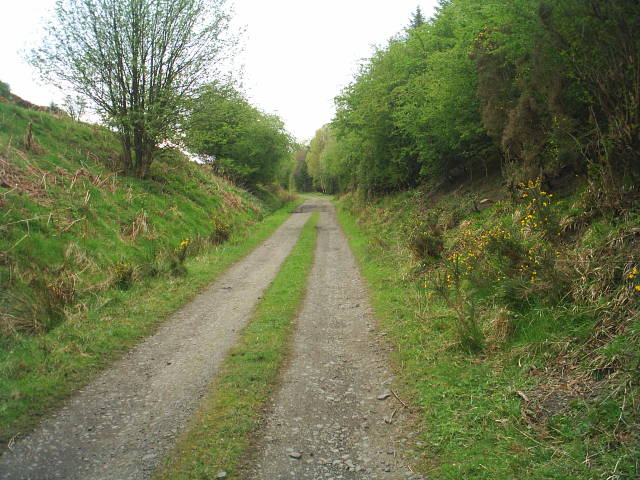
[336,198,638,480]
[0,200,302,448]
[153,212,319,480]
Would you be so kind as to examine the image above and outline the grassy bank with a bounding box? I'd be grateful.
[0,100,298,446]
[154,212,319,480]
[0,200,301,448]
[337,187,639,479]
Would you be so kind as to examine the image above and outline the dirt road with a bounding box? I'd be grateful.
[0,208,311,480]
[247,198,422,479]
[0,197,421,479]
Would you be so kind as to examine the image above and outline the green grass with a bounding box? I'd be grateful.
[0,200,302,448]
[336,192,639,480]
[153,212,319,480]
[0,100,301,446]
[0,102,273,337]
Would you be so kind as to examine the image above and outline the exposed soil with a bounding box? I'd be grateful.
[0,209,311,480]
[246,197,423,479]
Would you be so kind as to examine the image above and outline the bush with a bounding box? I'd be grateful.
[112,261,137,290]
[515,178,560,239]
[407,210,444,261]
[427,269,484,353]
[209,218,231,245]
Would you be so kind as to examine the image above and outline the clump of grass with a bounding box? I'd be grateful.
[153,213,318,480]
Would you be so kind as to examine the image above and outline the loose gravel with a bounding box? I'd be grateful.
[246,197,423,480]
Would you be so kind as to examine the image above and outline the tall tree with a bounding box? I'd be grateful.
[30,0,233,177]
[408,6,426,29]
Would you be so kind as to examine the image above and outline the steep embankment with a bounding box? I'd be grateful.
[337,181,639,479]
[0,100,293,446]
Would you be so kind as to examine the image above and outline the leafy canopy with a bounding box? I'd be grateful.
[185,82,293,189]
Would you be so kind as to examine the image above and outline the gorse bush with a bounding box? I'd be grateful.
[407,210,444,262]
[411,178,631,352]
[113,261,137,290]
[515,178,560,239]
[209,218,231,245]
[426,256,485,353]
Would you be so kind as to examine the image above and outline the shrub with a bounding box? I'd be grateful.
[515,177,560,239]
[112,261,137,290]
[428,265,485,354]
[407,210,444,261]
[209,218,231,245]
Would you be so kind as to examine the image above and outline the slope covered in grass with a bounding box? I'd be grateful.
[337,180,639,479]
[0,100,295,445]
[0,101,267,333]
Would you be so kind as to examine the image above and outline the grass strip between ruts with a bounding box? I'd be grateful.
[153,211,319,480]
[0,199,303,448]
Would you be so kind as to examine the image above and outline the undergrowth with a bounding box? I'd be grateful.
[337,181,639,479]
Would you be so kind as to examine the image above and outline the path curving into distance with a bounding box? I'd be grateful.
[246,197,423,480]
[0,205,312,480]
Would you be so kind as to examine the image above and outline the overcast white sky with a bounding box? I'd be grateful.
[0,0,438,142]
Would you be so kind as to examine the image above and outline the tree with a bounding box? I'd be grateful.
[292,148,313,192]
[63,94,88,121]
[0,80,10,99]
[30,0,233,177]
[408,6,426,30]
[539,0,640,191]
[185,82,293,188]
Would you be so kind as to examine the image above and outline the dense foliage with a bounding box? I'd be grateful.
[300,0,640,203]
[184,82,294,189]
[0,81,10,99]
[291,148,313,192]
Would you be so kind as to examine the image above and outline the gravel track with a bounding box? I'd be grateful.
[0,208,311,480]
[247,198,423,480]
